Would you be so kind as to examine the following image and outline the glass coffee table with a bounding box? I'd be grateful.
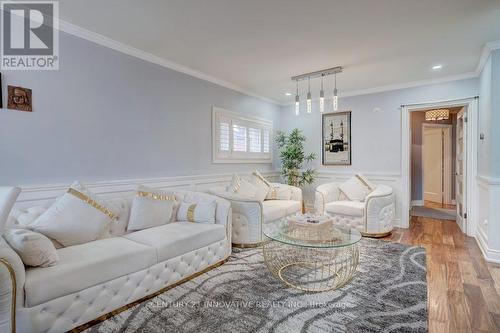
[262,214,362,292]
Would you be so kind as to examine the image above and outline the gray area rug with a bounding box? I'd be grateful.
[85,239,427,333]
[410,206,456,220]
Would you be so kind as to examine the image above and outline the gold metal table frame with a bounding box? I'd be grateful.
[262,216,361,292]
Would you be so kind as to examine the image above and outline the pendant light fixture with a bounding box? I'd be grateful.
[294,80,300,116]
[319,74,325,113]
[306,77,312,114]
[425,109,449,121]
[290,66,342,115]
[333,73,338,111]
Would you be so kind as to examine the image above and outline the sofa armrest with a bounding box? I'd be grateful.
[314,182,340,213]
[208,188,264,244]
[365,185,395,234]
[0,237,25,333]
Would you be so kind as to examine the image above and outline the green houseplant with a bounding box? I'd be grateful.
[276,129,317,187]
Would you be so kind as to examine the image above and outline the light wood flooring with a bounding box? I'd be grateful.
[381,217,500,332]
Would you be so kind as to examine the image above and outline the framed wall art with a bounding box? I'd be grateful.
[322,111,351,165]
[7,85,32,112]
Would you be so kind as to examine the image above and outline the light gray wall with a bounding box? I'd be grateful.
[278,78,477,175]
[478,54,492,177]
[0,32,281,186]
[490,50,500,178]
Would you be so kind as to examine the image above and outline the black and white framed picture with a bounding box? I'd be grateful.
[322,111,352,165]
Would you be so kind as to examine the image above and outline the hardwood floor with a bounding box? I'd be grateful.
[381,217,500,332]
[424,200,456,210]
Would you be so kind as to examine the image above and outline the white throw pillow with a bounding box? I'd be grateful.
[356,174,376,192]
[127,185,176,231]
[249,171,271,202]
[177,202,216,224]
[226,174,258,199]
[0,187,21,235]
[266,184,292,200]
[30,181,119,247]
[4,228,59,267]
[338,176,374,202]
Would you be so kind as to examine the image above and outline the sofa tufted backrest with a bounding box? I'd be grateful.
[6,190,231,239]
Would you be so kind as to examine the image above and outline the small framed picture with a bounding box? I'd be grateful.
[7,85,32,112]
[322,111,352,165]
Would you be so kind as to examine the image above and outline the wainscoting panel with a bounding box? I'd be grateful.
[14,171,281,209]
[13,170,405,228]
[475,175,500,263]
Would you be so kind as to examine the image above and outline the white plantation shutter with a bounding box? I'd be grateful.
[212,107,272,163]
[233,124,247,152]
[219,122,230,151]
[263,129,270,153]
[249,128,262,152]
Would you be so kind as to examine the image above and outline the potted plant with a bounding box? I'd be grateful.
[276,129,317,187]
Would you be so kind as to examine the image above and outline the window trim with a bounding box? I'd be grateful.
[212,107,273,164]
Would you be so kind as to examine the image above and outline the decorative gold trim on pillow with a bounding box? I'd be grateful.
[355,175,374,191]
[67,188,119,221]
[187,204,197,222]
[252,171,270,186]
[271,187,277,199]
[232,178,241,193]
[137,191,176,201]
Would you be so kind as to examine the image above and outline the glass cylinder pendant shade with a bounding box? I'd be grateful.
[307,91,312,113]
[295,95,300,116]
[333,88,338,111]
[319,89,325,113]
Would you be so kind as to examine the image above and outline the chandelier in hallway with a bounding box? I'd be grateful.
[425,109,450,121]
[292,66,342,115]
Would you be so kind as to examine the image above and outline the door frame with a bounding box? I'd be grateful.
[421,123,453,205]
[401,97,478,236]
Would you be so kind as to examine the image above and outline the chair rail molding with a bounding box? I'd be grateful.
[14,171,281,208]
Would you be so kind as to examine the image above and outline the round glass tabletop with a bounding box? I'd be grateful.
[262,214,362,248]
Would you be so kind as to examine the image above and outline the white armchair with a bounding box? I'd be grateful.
[315,182,395,237]
[209,183,302,247]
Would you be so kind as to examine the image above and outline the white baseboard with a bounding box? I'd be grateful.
[411,200,423,207]
[475,227,500,263]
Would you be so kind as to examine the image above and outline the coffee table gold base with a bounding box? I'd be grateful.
[263,240,359,292]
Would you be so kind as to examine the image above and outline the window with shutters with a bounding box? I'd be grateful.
[212,107,273,163]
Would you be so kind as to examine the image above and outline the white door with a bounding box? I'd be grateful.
[456,109,467,231]
[423,127,444,203]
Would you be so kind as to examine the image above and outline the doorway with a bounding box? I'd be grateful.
[401,97,478,236]
[410,109,457,221]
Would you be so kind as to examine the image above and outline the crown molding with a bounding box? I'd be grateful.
[475,40,500,75]
[281,72,477,106]
[57,19,280,106]
[55,18,499,108]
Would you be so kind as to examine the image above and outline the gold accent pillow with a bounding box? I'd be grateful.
[127,185,176,231]
[177,202,216,224]
[30,181,119,246]
[250,171,271,202]
[226,174,258,198]
[265,184,293,200]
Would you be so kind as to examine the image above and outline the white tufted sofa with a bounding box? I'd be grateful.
[209,183,302,247]
[314,183,395,237]
[0,191,231,333]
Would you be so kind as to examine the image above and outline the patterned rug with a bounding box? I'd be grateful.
[84,239,427,333]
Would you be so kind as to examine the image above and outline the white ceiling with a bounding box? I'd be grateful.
[60,0,500,104]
